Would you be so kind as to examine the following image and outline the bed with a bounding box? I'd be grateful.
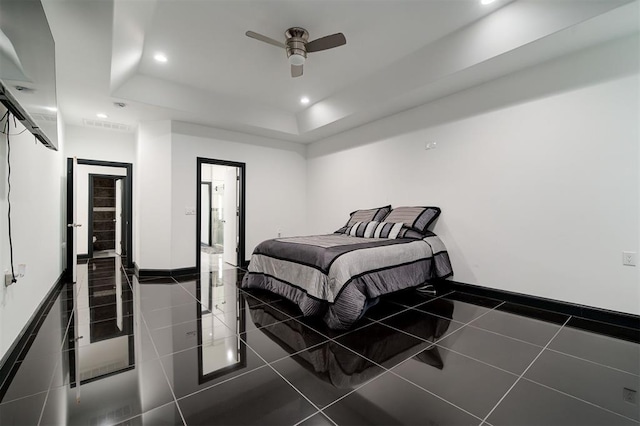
[241,205,453,329]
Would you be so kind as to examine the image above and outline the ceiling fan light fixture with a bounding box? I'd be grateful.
[289,53,305,66]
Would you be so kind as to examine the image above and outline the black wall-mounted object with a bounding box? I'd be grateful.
[0,0,58,150]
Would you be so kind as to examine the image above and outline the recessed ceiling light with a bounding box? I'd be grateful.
[481,0,496,4]
[45,106,57,112]
[300,96,310,105]
[96,113,108,119]
[154,52,168,63]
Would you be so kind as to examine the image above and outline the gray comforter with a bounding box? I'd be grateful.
[241,233,452,329]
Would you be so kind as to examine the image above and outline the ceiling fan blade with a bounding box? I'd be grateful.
[306,33,346,53]
[245,31,285,48]
[291,64,303,78]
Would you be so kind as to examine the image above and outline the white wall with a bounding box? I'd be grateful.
[170,122,307,269]
[306,37,639,315]
[135,121,173,269]
[0,114,65,360]
[65,125,135,164]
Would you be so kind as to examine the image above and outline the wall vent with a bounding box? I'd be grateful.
[82,118,133,132]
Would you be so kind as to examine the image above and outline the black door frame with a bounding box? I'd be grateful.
[200,181,212,246]
[88,174,126,258]
[66,158,134,273]
[196,158,246,270]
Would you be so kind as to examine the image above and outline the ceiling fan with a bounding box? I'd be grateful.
[245,27,346,78]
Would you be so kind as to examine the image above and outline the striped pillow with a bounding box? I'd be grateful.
[383,206,441,234]
[346,221,404,239]
[345,205,392,227]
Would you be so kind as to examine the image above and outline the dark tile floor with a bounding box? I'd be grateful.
[0,256,639,425]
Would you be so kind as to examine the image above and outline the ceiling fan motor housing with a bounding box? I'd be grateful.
[285,27,308,62]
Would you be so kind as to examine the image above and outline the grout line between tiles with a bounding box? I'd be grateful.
[520,376,640,423]
[38,280,78,425]
[173,343,270,402]
[124,266,188,425]
[343,300,514,422]
[371,290,456,324]
[321,332,484,421]
[543,347,640,378]
[263,357,323,414]
[0,390,49,407]
[317,370,396,415]
[480,316,572,424]
[387,289,456,310]
[139,301,187,426]
[432,343,521,378]
[387,370,485,423]
[107,401,182,426]
[293,410,339,426]
[142,299,202,314]
[463,323,546,348]
[375,300,507,352]
[352,299,507,373]
[241,334,328,367]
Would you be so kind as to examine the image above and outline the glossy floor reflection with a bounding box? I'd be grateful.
[0,257,638,425]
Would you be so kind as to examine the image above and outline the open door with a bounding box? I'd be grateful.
[115,178,122,255]
[201,183,211,246]
[66,157,81,282]
[196,158,245,272]
[68,159,134,270]
[222,167,238,266]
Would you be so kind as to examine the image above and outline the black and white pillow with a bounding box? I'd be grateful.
[383,206,441,234]
[345,205,392,227]
[345,221,404,239]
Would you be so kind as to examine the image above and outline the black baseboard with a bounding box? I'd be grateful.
[134,263,198,278]
[439,280,640,330]
[77,254,90,260]
[0,270,67,401]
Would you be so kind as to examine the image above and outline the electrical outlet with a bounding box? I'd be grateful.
[184,207,196,216]
[425,141,437,150]
[623,251,637,266]
[623,388,637,404]
[5,273,15,287]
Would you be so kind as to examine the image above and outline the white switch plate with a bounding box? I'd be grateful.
[425,141,437,150]
[185,207,196,215]
[623,251,637,266]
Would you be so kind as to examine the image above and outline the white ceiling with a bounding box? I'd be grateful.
[42,0,639,144]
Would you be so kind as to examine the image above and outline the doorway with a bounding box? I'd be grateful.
[66,158,134,278]
[88,174,126,259]
[196,158,245,272]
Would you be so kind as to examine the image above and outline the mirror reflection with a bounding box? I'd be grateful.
[246,297,454,387]
[197,270,246,383]
[67,256,135,386]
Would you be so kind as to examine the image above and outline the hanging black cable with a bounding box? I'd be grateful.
[3,111,17,284]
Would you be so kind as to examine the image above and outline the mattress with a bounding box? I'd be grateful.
[241,232,453,329]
